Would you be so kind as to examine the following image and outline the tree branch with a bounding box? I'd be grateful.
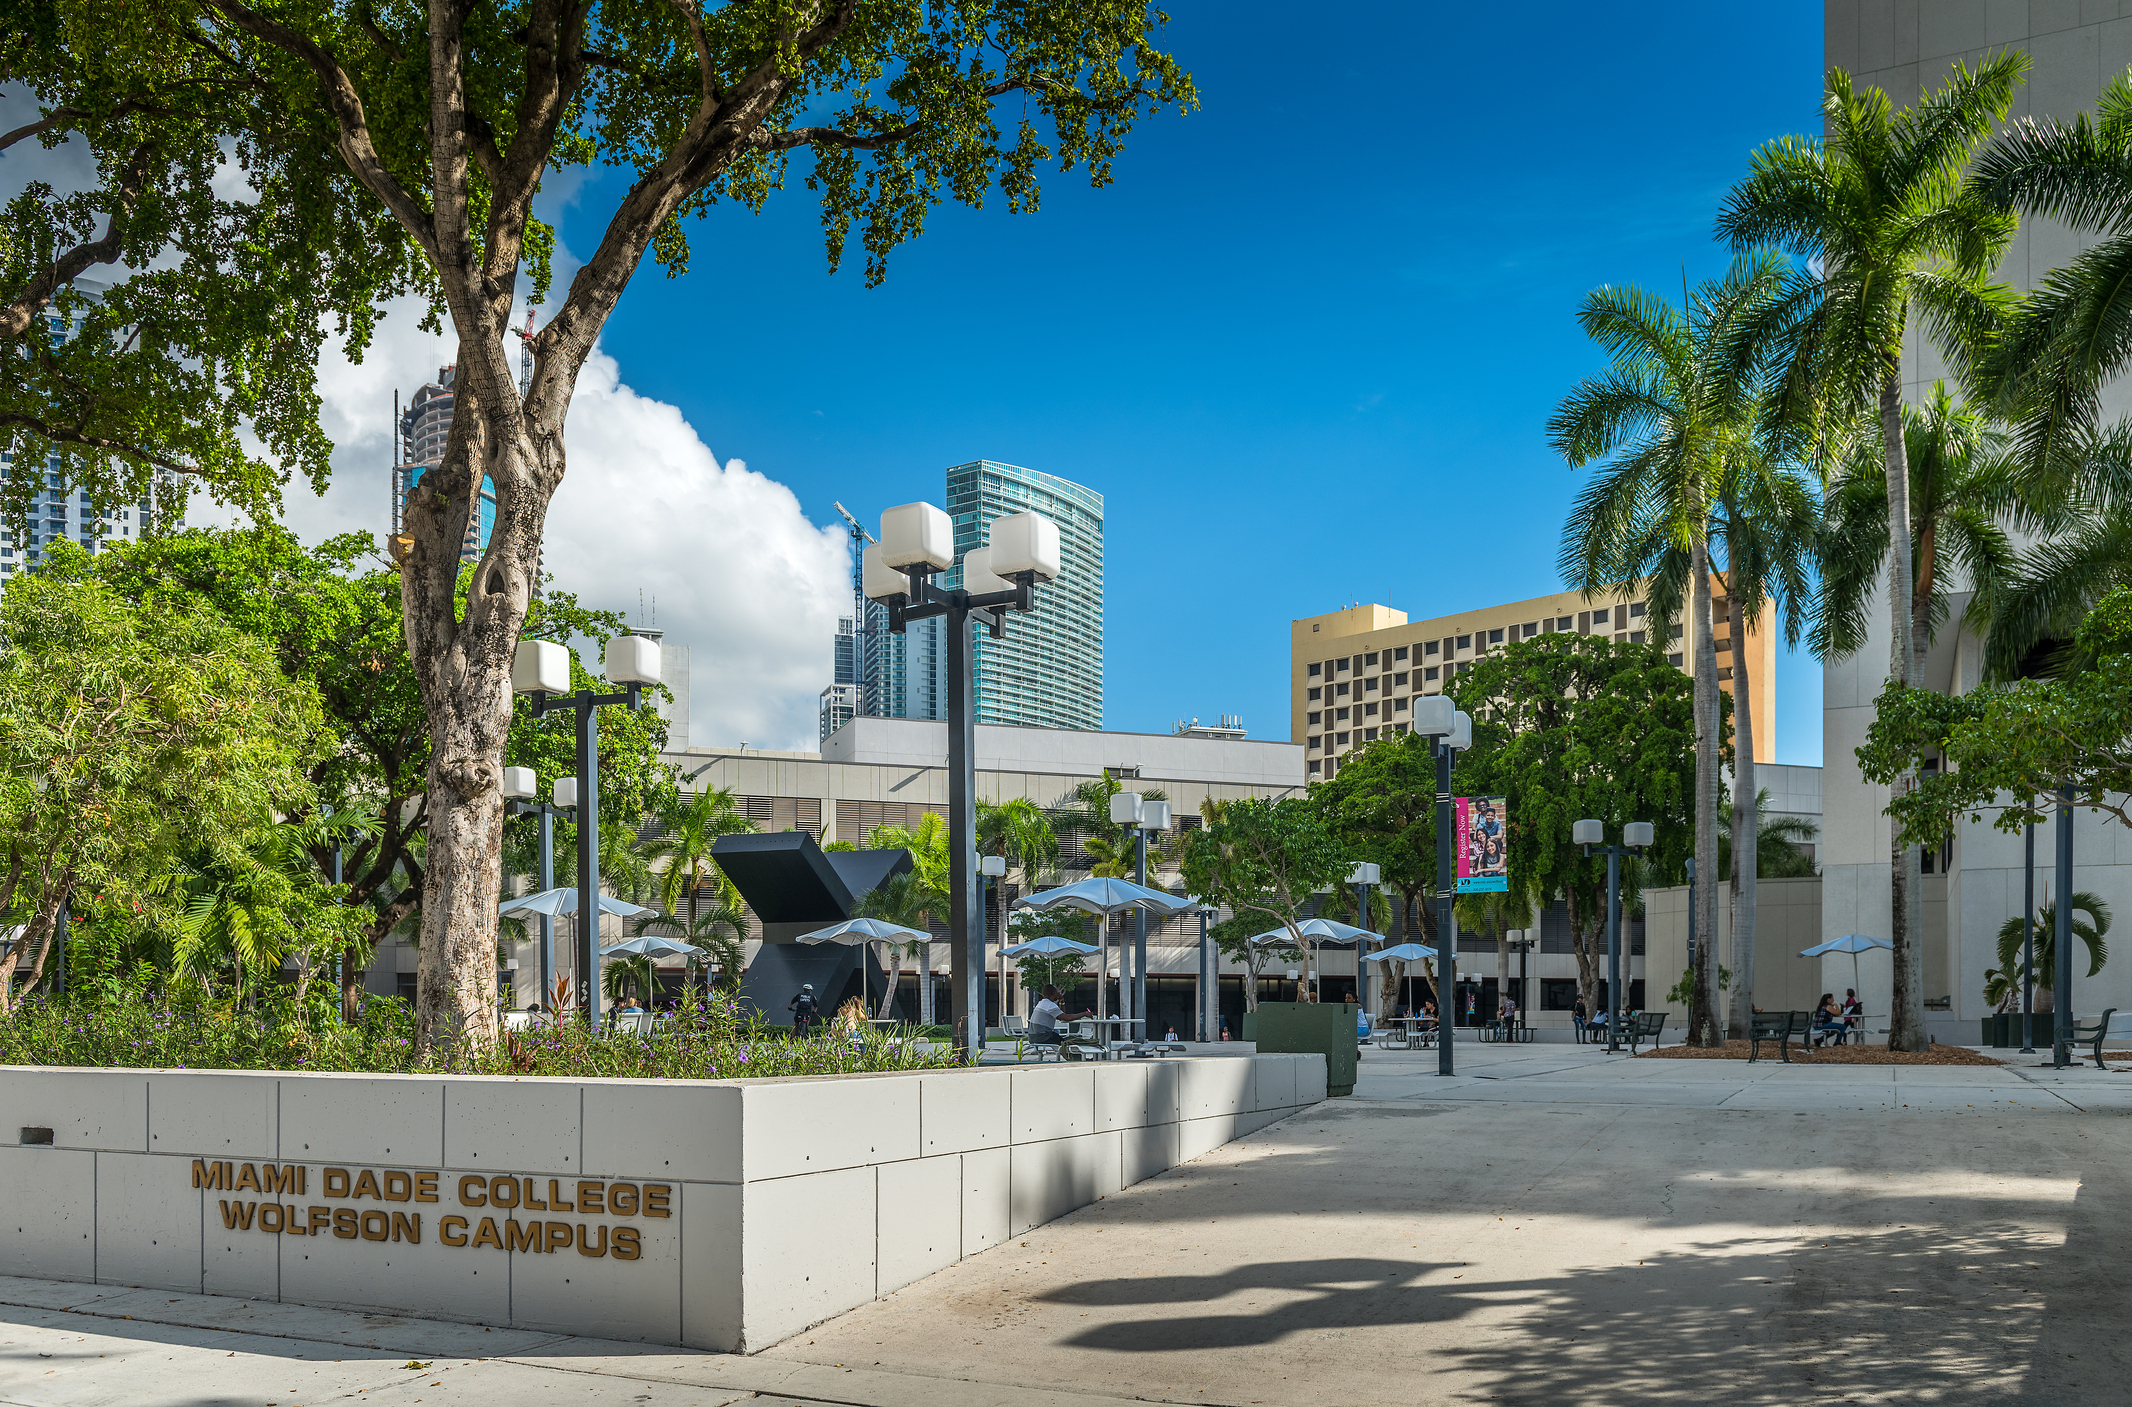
[0,144,151,340]
[201,0,440,263]
[0,412,196,474]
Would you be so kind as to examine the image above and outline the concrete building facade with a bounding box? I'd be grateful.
[1289,586,1777,780]
[1820,4,2132,1040]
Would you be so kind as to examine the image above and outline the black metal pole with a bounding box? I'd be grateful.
[1685,855,1696,968]
[1354,878,1370,1019]
[2021,815,2035,1054]
[576,691,602,1031]
[1133,826,1148,1036]
[1435,737,1455,1076]
[2054,784,2074,1068]
[330,836,343,998]
[539,803,556,1011]
[1606,845,1622,1053]
[947,604,981,1054]
[1197,907,1210,1042]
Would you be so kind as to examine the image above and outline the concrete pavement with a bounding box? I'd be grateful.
[9,1043,2131,1406]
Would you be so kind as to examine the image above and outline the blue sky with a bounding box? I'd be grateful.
[562,1,1827,764]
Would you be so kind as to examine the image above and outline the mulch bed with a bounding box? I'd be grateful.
[1636,1039,2002,1066]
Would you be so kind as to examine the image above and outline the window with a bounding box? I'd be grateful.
[1592,607,1609,625]
[1307,736,1320,751]
[1312,624,1320,633]
[1364,727,1378,741]
[1364,652,1378,667]
[1716,637,1732,653]
[1671,624,1684,640]
[1425,667,1439,681]
[1336,682,1349,697]
[1456,634,1472,650]
[1336,658,1350,672]
[1630,631,1646,644]
[1365,702,1378,717]
[1394,697,1408,712]
[1557,616,1574,631]
[1336,707,1350,721]
[1669,653,1683,667]
[1541,979,1581,1011]
[1424,641,1439,655]
[1308,663,1321,677]
[1307,711,1321,726]
[1629,602,1646,617]
[1336,731,1350,745]
[1309,760,1322,774]
[1307,687,1320,701]
[1522,622,1538,637]
[1718,666,1733,681]
[1364,678,1378,693]
[1393,672,1408,687]
[1488,628,1504,644]
[1393,645,1408,660]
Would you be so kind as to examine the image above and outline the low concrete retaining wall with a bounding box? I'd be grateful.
[0,1053,1323,1351]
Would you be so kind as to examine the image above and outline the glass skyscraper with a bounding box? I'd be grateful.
[944,460,1103,731]
[392,366,496,561]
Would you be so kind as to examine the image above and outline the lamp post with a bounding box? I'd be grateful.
[1107,792,1169,1040]
[1349,861,1380,1020]
[502,766,564,1010]
[864,503,1062,1056]
[2054,783,2075,1069]
[1508,930,1534,1034]
[1410,696,1470,1076]
[1574,819,1654,1053]
[510,634,660,1032]
[1192,896,1216,1042]
[981,853,1007,1029]
[2020,812,2036,1054]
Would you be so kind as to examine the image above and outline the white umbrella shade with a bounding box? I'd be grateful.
[1800,934,1894,1002]
[795,916,931,945]
[1247,919,1380,948]
[600,935,708,962]
[499,888,653,920]
[1000,934,1101,958]
[1361,943,1438,964]
[1013,877,1197,917]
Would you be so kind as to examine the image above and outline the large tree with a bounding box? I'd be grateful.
[1448,634,1700,1024]
[113,0,1190,1052]
[1718,57,2023,1051]
[1,0,411,522]
[1179,795,1345,1013]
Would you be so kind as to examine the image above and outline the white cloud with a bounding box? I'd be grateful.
[208,301,847,753]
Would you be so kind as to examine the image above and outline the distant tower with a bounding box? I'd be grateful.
[392,365,496,562]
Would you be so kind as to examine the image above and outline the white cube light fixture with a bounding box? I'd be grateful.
[1624,821,1656,849]
[1109,791,1143,826]
[860,544,909,602]
[1411,694,1455,737]
[512,638,570,695]
[606,633,661,686]
[986,511,1062,581]
[1572,818,1604,847]
[961,545,1014,597]
[502,766,538,800]
[1139,799,1172,830]
[1448,710,1473,751]
[979,854,1008,878]
[880,501,954,570]
[554,776,580,810]
[1348,861,1381,886]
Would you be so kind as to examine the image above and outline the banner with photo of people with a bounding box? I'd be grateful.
[1455,795,1508,893]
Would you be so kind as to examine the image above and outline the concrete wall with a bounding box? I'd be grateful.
[1649,877,1866,1021]
[0,1054,1323,1353]
[818,715,1304,789]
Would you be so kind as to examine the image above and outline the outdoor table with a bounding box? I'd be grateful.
[1076,1017,1145,1059]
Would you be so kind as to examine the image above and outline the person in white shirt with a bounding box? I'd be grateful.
[1027,984,1088,1047]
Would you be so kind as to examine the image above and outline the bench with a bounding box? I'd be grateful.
[1623,1010,1669,1054]
[1748,1010,1810,1063]
[2059,1007,2120,1069]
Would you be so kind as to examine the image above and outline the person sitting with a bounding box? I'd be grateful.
[1026,984,1085,1047]
[615,994,646,1015]
[1812,993,1847,1046]
[1842,988,1862,1034]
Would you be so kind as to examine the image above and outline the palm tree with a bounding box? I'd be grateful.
[1717,789,1821,881]
[851,870,941,1021]
[1991,891,2110,1005]
[1553,254,1794,1046]
[977,797,1058,1014]
[1059,775,1168,1015]
[1719,56,2025,1051]
[630,899,751,996]
[638,785,757,976]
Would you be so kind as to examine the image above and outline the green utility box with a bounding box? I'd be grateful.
[1244,1001,1359,1097]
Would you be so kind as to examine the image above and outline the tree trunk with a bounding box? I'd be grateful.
[1728,589,1759,1040]
[1689,535,1724,1045]
[877,941,901,1020]
[0,872,73,1011]
[1567,888,1601,1017]
[1880,368,1926,1051]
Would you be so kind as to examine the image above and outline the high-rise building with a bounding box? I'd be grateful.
[945,460,1104,730]
[1290,589,1776,780]
[392,366,497,562]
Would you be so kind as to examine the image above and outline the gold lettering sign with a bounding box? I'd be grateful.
[191,1161,669,1266]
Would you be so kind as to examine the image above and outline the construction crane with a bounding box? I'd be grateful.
[832,500,875,544]
[516,308,536,397]
[832,502,878,720]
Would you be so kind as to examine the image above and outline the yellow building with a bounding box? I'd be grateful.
[1289,586,1776,778]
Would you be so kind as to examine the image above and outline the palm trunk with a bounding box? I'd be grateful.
[1567,888,1600,1017]
[1727,589,1759,1040]
[1880,368,1926,1051]
[877,941,900,1020]
[1689,536,1724,1045]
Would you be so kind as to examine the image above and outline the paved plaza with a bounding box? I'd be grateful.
[5,1042,2130,1406]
